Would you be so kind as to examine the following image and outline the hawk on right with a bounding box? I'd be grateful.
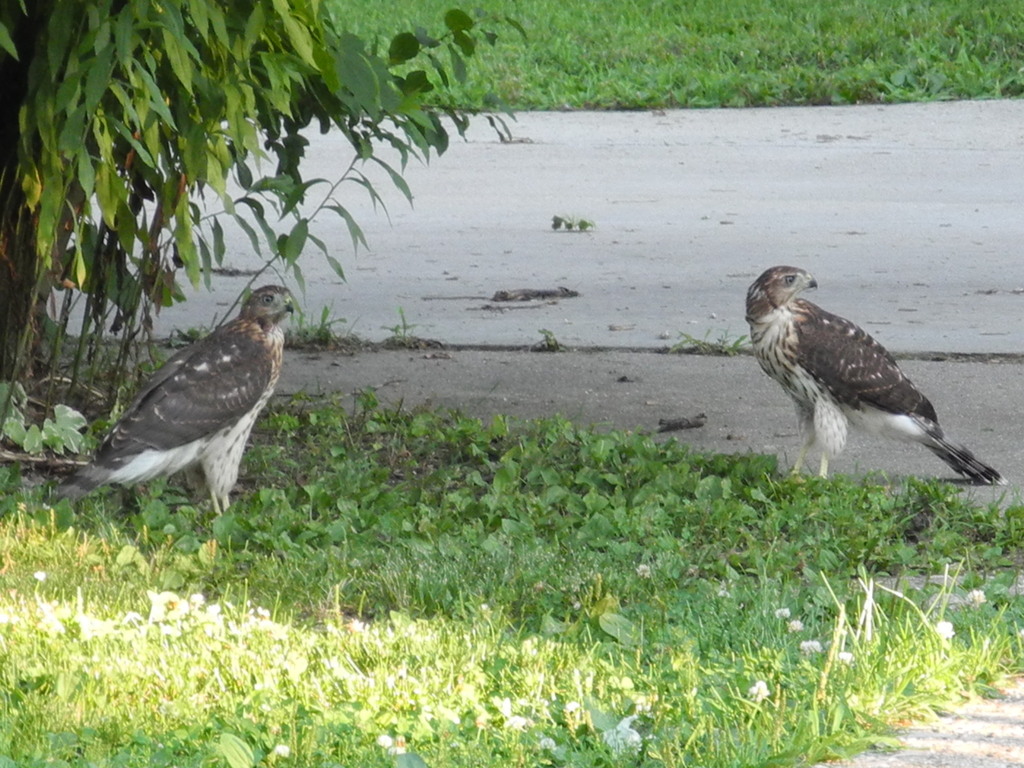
[745,265,1003,484]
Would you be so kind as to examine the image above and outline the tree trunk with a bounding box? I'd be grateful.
[0,193,39,383]
[0,8,43,383]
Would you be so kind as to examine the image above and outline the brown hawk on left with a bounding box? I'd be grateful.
[745,266,1003,484]
[58,285,296,512]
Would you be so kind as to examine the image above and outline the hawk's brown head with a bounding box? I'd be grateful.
[241,285,296,326]
[745,266,817,321]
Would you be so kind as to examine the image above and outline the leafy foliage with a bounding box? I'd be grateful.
[0,1,517,389]
[670,330,750,356]
[2,399,1024,765]
[0,382,89,455]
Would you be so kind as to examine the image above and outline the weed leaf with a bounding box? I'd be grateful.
[215,733,254,768]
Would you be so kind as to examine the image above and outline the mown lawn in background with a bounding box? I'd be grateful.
[2,395,1024,767]
[329,0,1024,109]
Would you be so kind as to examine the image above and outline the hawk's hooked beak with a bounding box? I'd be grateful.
[806,275,818,290]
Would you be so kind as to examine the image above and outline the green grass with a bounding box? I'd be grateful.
[329,0,1024,109]
[3,395,1024,766]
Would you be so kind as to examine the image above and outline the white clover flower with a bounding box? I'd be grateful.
[747,680,771,703]
[967,589,987,608]
[33,571,47,582]
[272,744,290,758]
[121,611,145,626]
[147,591,188,623]
[787,619,804,633]
[636,564,652,579]
[717,586,731,598]
[633,697,653,714]
[564,701,581,714]
[504,715,530,731]
[539,736,557,751]
[36,601,66,635]
[76,612,117,640]
[935,620,955,640]
[348,618,368,633]
[603,715,642,756]
[774,607,791,619]
[800,640,823,655]
[376,735,394,750]
[837,651,855,665]
[189,593,206,607]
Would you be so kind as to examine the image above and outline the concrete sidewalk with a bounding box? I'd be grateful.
[278,347,1021,504]
[178,98,1024,498]
[157,100,1024,355]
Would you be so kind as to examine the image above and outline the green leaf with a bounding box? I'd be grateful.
[452,29,475,57]
[3,416,25,444]
[113,9,134,64]
[83,45,115,112]
[281,218,309,263]
[585,698,619,732]
[242,2,265,54]
[450,46,467,82]
[337,34,385,114]
[444,9,474,32]
[94,164,120,228]
[325,204,367,252]
[389,32,420,64]
[161,27,194,93]
[215,732,254,768]
[0,20,18,59]
[41,404,89,454]
[397,754,430,768]
[273,0,316,66]
[76,150,96,198]
[597,611,639,646]
[401,70,433,95]
[212,218,225,263]
[190,0,209,40]
[115,544,142,568]
[541,614,568,636]
[414,27,440,48]
[22,424,43,454]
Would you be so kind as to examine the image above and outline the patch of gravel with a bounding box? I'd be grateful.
[817,680,1024,768]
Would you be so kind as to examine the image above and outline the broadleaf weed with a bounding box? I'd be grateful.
[3,398,1024,766]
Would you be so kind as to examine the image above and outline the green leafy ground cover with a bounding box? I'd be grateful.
[330,0,1024,109]
[3,395,1024,766]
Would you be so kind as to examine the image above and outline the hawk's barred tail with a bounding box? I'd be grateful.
[926,436,1005,486]
[55,468,107,501]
